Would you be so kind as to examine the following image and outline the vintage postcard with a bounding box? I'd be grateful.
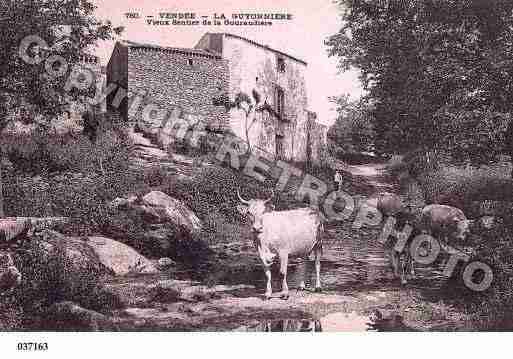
[1,0,512,352]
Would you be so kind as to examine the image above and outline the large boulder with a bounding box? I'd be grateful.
[109,191,202,236]
[141,191,202,234]
[36,230,158,276]
[86,236,158,275]
[106,191,203,257]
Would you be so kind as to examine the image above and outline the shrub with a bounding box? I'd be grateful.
[391,151,513,214]
[2,126,148,236]
[0,294,23,331]
[163,164,273,224]
[417,163,513,213]
[11,242,123,328]
[167,129,220,158]
[464,224,513,329]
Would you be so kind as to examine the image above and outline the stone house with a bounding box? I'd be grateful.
[106,33,327,164]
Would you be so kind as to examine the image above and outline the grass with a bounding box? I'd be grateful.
[385,151,513,329]
[7,241,124,330]
[2,124,150,236]
[386,152,513,216]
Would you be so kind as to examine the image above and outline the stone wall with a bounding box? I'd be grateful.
[126,46,229,132]
[106,36,328,166]
[106,42,128,118]
[218,34,310,162]
[307,112,328,165]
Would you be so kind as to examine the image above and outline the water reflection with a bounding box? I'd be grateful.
[255,319,322,332]
[245,311,415,332]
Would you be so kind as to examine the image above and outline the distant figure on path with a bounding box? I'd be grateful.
[334,170,342,191]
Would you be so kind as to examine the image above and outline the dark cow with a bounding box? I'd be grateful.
[375,192,415,284]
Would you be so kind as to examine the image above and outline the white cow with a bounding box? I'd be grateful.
[237,190,324,300]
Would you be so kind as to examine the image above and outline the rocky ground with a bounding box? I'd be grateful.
[99,146,474,332]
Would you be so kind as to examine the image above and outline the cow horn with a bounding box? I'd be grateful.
[237,189,250,204]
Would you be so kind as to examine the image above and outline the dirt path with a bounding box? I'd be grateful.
[103,157,473,332]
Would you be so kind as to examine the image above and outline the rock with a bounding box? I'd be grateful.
[86,236,158,275]
[111,190,202,234]
[109,196,138,210]
[133,205,163,223]
[36,230,105,272]
[149,285,182,303]
[141,191,202,234]
[0,218,32,247]
[0,217,69,248]
[36,230,158,276]
[105,191,203,256]
[0,252,21,293]
[158,257,176,268]
[45,301,119,331]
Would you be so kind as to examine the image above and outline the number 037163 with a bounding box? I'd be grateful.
[17,342,48,351]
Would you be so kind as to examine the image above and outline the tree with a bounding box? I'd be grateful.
[326,0,513,164]
[0,0,123,216]
[213,90,264,154]
[327,95,375,155]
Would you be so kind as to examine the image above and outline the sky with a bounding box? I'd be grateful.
[92,0,363,126]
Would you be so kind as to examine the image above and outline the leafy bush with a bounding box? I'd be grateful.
[2,126,148,236]
[434,109,511,165]
[167,130,221,158]
[11,242,123,329]
[327,95,375,154]
[464,224,513,330]
[0,294,23,331]
[163,164,273,224]
[416,163,513,213]
[389,152,513,214]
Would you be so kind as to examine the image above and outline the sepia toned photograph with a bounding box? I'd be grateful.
[1,0,512,343]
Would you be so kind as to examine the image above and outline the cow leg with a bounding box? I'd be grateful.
[408,251,416,277]
[314,247,322,292]
[399,253,407,285]
[296,259,307,293]
[263,264,272,300]
[279,254,289,300]
[390,250,400,278]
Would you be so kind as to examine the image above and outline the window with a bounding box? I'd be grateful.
[274,85,285,119]
[188,59,193,66]
[277,57,286,73]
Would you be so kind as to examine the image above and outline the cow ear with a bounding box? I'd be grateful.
[236,204,249,215]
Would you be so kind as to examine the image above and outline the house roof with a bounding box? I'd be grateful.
[219,33,307,66]
[119,40,223,59]
[118,33,307,65]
